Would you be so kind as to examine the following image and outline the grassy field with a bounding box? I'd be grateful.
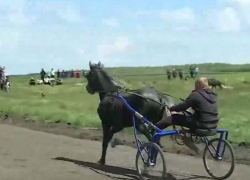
[1,66,250,143]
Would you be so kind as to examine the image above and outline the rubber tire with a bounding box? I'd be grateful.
[203,138,235,180]
[135,142,167,180]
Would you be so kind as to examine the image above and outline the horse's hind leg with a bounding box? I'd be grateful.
[136,122,153,141]
[136,120,164,148]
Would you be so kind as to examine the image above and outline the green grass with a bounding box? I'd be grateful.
[1,65,250,143]
[105,63,250,76]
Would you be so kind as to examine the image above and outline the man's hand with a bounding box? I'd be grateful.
[166,106,184,115]
[171,111,184,115]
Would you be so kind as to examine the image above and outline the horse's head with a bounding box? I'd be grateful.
[83,61,120,95]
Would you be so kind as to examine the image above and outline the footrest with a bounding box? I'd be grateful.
[191,129,217,137]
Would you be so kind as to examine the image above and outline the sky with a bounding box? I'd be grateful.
[1,0,250,74]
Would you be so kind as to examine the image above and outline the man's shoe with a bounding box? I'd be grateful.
[183,137,200,154]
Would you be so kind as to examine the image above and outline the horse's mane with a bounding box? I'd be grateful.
[99,69,114,82]
[91,66,118,86]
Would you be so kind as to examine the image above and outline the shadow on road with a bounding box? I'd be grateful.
[53,157,178,180]
[53,157,211,180]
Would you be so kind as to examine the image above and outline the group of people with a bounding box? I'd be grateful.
[40,68,55,81]
[29,68,84,87]
[166,66,200,80]
[190,66,199,78]
[40,68,82,81]
[166,68,184,80]
[29,68,61,86]
[30,76,63,86]
[58,69,82,79]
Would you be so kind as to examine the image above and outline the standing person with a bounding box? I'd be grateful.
[190,65,194,78]
[179,69,183,80]
[67,70,70,78]
[50,68,55,78]
[76,69,81,78]
[4,75,11,93]
[71,69,75,78]
[62,70,65,78]
[0,67,4,89]
[172,68,177,79]
[0,66,3,82]
[40,69,46,82]
[194,67,199,78]
[2,67,5,79]
[57,69,61,79]
[166,69,171,80]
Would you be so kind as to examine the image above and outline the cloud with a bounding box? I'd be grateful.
[0,0,31,25]
[161,8,195,24]
[135,11,152,19]
[56,6,83,23]
[219,0,250,27]
[34,1,84,23]
[8,11,30,25]
[0,0,28,11]
[98,36,132,57]
[232,0,250,25]
[216,7,241,32]
[102,18,119,28]
[0,30,21,51]
[173,26,191,31]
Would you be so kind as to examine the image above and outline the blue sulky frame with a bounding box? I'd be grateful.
[113,93,231,165]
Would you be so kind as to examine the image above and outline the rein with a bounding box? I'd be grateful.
[92,87,183,109]
[123,88,184,101]
[92,88,218,116]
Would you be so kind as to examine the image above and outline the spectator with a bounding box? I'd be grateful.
[190,65,194,78]
[67,70,70,78]
[76,69,81,78]
[166,69,171,80]
[40,69,46,81]
[57,69,61,79]
[62,70,66,78]
[70,69,75,78]
[172,68,178,79]
[194,67,199,78]
[50,68,55,78]
[179,69,183,80]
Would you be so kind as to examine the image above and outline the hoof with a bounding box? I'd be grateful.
[97,160,105,165]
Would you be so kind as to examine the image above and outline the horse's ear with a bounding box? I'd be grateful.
[89,61,93,69]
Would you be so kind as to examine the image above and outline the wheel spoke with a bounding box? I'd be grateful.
[203,138,235,180]
[136,142,167,180]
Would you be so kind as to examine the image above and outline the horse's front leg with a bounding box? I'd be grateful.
[98,124,114,165]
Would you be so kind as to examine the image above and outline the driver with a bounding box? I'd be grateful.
[156,77,219,130]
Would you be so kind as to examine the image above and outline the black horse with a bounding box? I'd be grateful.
[84,61,174,165]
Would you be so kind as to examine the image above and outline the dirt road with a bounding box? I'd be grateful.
[0,123,249,180]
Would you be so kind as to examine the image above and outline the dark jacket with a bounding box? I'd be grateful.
[170,88,219,129]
